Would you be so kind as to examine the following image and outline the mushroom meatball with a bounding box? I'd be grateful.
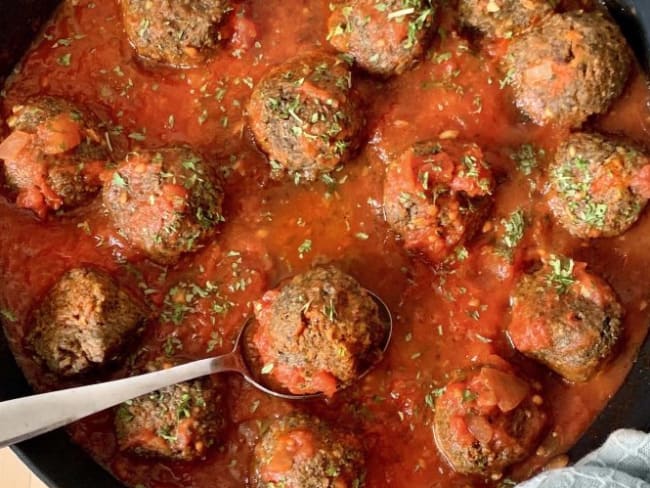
[0,96,111,217]
[27,267,147,377]
[327,0,436,77]
[548,132,650,238]
[253,266,384,397]
[253,413,366,488]
[120,0,231,67]
[458,0,552,38]
[102,147,224,264]
[383,140,495,264]
[508,256,623,382]
[504,11,631,127]
[115,373,226,460]
[433,363,547,476]
[248,53,363,181]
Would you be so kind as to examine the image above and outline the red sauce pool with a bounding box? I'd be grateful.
[1,0,650,487]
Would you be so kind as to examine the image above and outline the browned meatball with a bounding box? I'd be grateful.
[508,256,623,382]
[458,0,553,38]
[0,96,111,217]
[383,139,495,264]
[102,147,224,264]
[120,0,231,67]
[248,53,363,181]
[253,413,366,488]
[327,0,436,77]
[27,267,147,377]
[253,266,384,397]
[115,373,226,460]
[433,363,547,476]
[548,132,650,238]
[504,11,631,127]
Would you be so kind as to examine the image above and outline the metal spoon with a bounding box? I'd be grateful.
[0,290,392,449]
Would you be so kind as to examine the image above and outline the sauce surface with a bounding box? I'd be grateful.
[1,0,650,487]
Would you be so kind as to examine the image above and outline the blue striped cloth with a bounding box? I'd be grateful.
[520,430,650,488]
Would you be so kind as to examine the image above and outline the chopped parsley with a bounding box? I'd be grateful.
[112,171,128,188]
[462,389,477,402]
[497,209,526,259]
[298,239,312,258]
[511,144,544,176]
[57,53,72,66]
[0,308,16,322]
[547,255,575,294]
[261,363,274,375]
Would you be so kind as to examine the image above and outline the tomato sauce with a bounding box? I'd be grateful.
[1,0,650,487]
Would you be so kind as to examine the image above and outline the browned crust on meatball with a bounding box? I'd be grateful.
[433,363,547,476]
[28,267,147,376]
[248,52,363,181]
[115,373,227,461]
[508,258,623,382]
[458,0,553,39]
[548,132,650,238]
[102,146,224,264]
[504,11,631,127]
[327,0,436,77]
[120,0,230,68]
[253,413,366,488]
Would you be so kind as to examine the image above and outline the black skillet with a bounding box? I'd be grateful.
[0,0,648,486]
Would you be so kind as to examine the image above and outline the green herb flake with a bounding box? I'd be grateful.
[112,172,127,188]
[298,239,312,258]
[547,254,576,294]
[0,309,17,322]
[462,389,477,402]
[57,53,72,66]
[261,363,274,375]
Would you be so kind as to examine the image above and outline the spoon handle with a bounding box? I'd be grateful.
[0,353,240,449]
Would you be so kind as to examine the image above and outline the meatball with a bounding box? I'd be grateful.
[504,11,631,127]
[433,363,547,476]
[0,96,111,217]
[458,0,552,38]
[102,146,224,264]
[27,267,147,377]
[548,132,650,238]
[383,139,495,264]
[508,256,623,382]
[252,266,384,397]
[248,53,363,181]
[120,0,230,68]
[327,0,436,77]
[253,413,366,488]
[115,374,226,460]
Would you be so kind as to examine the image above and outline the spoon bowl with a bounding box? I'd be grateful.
[236,289,394,400]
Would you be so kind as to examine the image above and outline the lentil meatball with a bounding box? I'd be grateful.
[115,374,226,460]
[253,266,384,397]
[253,413,366,488]
[0,96,111,217]
[458,0,552,38]
[327,0,436,77]
[27,267,147,377]
[433,363,547,476]
[504,11,631,127]
[248,53,363,181]
[508,256,623,382]
[102,147,224,264]
[383,139,495,264]
[120,0,230,68]
[548,132,650,238]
